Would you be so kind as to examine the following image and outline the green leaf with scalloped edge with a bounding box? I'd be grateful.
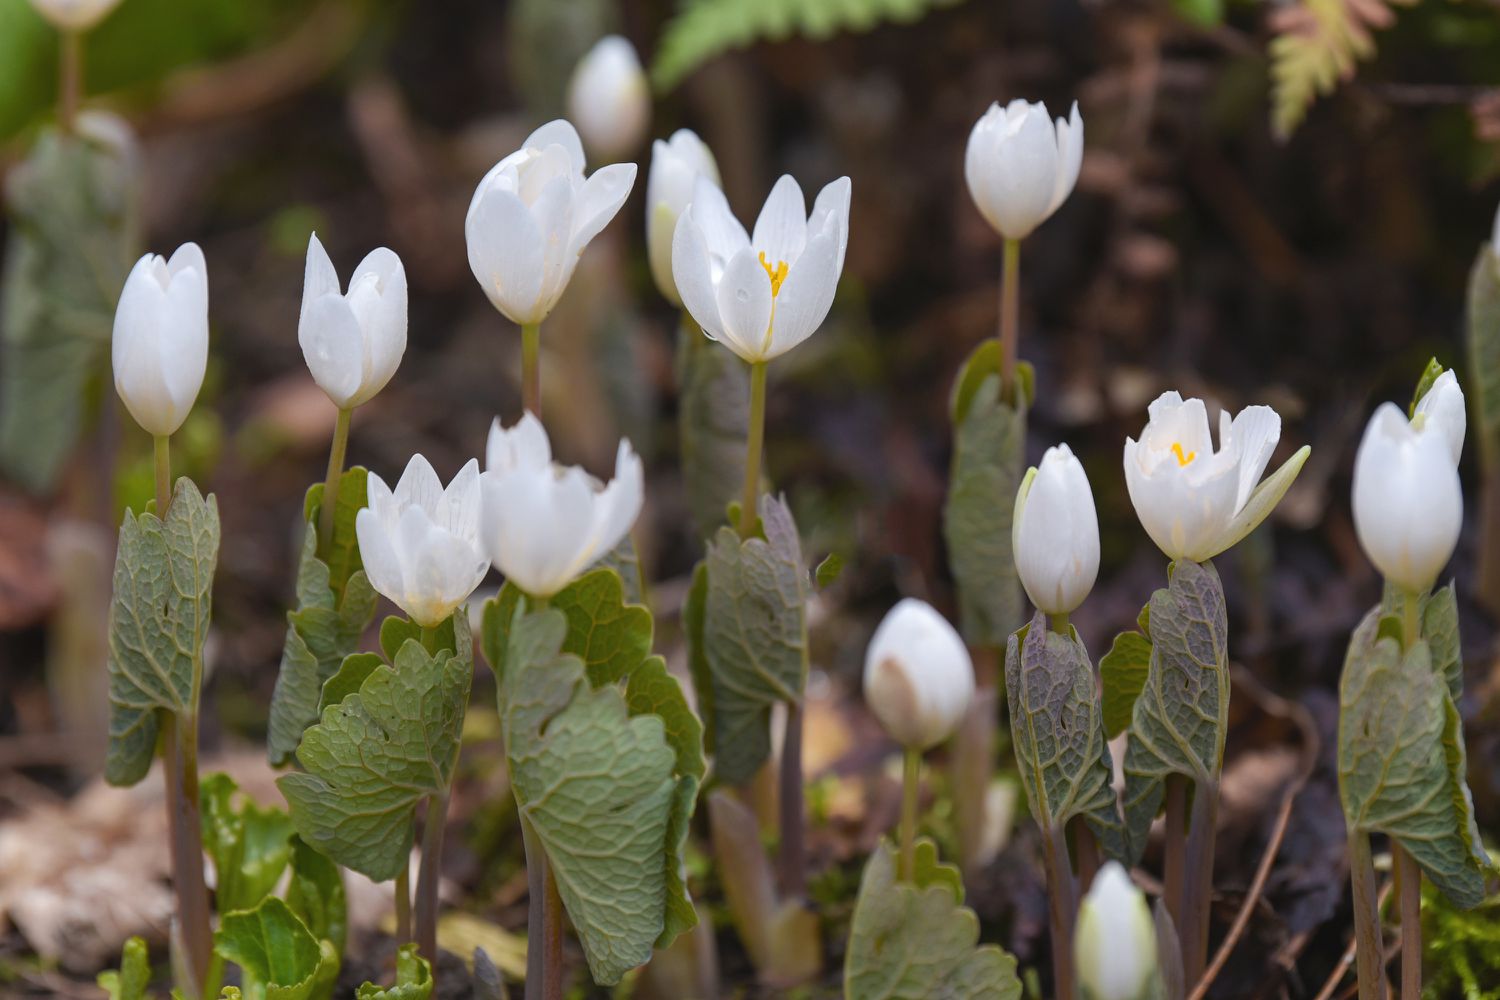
[1120,559,1230,863]
[277,609,472,883]
[317,653,383,714]
[1100,625,1151,740]
[1006,614,1127,862]
[105,477,219,786]
[1423,583,1462,703]
[214,896,339,1000]
[843,838,1022,999]
[200,772,295,916]
[498,605,698,983]
[267,470,376,767]
[676,314,750,537]
[97,936,152,1000]
[285,834,347,958]
[1338,606,1490,909]
[481,567,652,688]
[354,943,432,1000]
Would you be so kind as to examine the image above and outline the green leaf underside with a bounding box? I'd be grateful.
[676,315,751,537]
[354,943,432,1000]
[285,835,348,957]
[201,772,296,916]
[843,838,1022,999]
[1005,614,1127,862]
[1100,626,1152,740]
[277,610,472,883]
[943,342,1026,648]
[1422,583,1462,704]
[213,897,339,1000]
[596,533,646,606]
[1337,606,1490,909]
[98,936,151,1000]
[689,494,808,785]
[482,567,652,688]
[105,478,220,786]
[499,607,697,983]
[1468,247,1500,471]
[0,121,139,493]
[267,471,376,767]
[1120,559,1230,864]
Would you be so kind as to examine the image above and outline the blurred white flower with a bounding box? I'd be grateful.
[1075,862,1156,1000]
[862,598,974,750]
[112,243,209,437]
[965,100,1082,241]
[298,233,407,410]
[1124,391,1306,563]
[566,35,651,162]
[355,455,490,628]
[466,120,636,326]
[479,413,643,598]
[1013,444,1099,615]
[1412,368,1465,466]
[647,129,719,306]
[27,0,121,31]
[672,174,851,363]
[1353,401,1463,594]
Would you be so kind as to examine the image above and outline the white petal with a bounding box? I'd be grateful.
[584,439,644,568]
[964,104,1005,232]
[685,174,749,263]
[1353,403,1462,590]
[356,506,405,610]
[523,120,586,178]
[299,296,366,408]
[981,104,1061,239]
[487,411,552,473]
[345,247,407,406]
[393,453,444,519]
[671,208,725,340]
[715,245,774,362]
[528,173,578,317]
[809,176,852,274]
[751,175,807,267]
[364,469,395,526]
[436,458,483,541]
[1224,405,1282,513]
[299,233,342,335]
[1414,369,1465,465]
[763,224,839,360]
[481,466,594,597]
[567,161,637,259]
[466,185,546,324]
[1047,102,1084,215]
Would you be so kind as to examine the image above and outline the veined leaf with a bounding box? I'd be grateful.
[200,772,295,916]
[97,937,152,1000]
[1337,607,1490,909]
[843,838,1022,999]
[1005,614,1127,862]
[1423,583,1462,703]
[285,835,347,958]
[1099,625,1151,740]
[267,470,376,767]
[105,477,219,786]
[354,943,432,1000]
[596,533,645,605]
[1120,560,1229,863]
[481,567,652,688]
[676,315,749,538]
[213,897,339,1000]
[688,494,808,785]
[278,610,472,883]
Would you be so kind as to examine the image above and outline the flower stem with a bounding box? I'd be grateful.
[1164,774,1187,934]
[415,790,449,964]
[899,747,920,881]
[998,237,1021,403]
[1041,821,1077,1000]
[1348,831,1388,1000]
[154,434,172,515]
[317,407,352,560]
[1048,611,1069,636]
[395,865,412,942]
[738,360,768,538]
[777,701,806,899]
[521,322,542,418]
[58,29,81,135]
[1071,818,1100,892]
[1181,776,1219,986]
[1394,587,1423,1000]
[163,711,211,996]
[520,814,562,1000]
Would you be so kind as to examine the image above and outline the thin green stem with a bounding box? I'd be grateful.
[59,29,80,135]
[998,237,1021,403]
[1182,777,1218,987]
[164,711,211,996]
[541,864,564,1000]
[395,865,412,943]
[777,701,806,899]
[1071,818,1100,892]
[316,407,352,559]
[1042,821,1077,1000]
[419,623,441,655]
[154,434,172,515]
[1394,844,1421,1000]
[899,747,920,881]
[1399,588,1421,653]
[415,791,449,964]
[739,360,768,538]
[521,322,541,418]
[520,816,546,1000]
[1349,831,1388,1000]
[1164,775,1187,936]
[1048,611,1070,636]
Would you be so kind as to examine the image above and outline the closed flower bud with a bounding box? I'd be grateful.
[112,243,209,437]
[466,120,636,326]
[672,173,851,363]
[862,598,974,750]
[479,413,643,598]
[1075,862,1155,1000]
[566,36,651,162]
[647,129,719,306]
[27,0,121,31]
[1013,444,1099,615]
[1352,401,1463,594]
[298,233,407,410]
[355,455,490,628]
[1412,368,1465,466]
[965,100,1082,241]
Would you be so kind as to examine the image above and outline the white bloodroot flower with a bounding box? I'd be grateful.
[298,233,407,410]
[965,100,1083,241]
[355,455,490,628]
[27,0,121,31]
[862,598,975,751]
[1123,391,1309,564]
[479,413,644,598]
[112,243,209,437]
[672,173,852,364]
[566,35,651,162]
[1013,444,1100,616]
[647,129,719,306]
[1075,862,1156,1000]
[1411,368,1465,466]
[466,120,637,326]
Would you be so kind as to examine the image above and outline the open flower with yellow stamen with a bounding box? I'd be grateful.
[671,172,851,364]
[1123,391,1309,563]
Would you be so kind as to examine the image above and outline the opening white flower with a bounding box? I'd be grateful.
[465,120,637,326]
[647,129,719,306]
[298,233,407,410]
[1353,401,1463,594]
[1413,368,1466,466]
[27,0,122,31]
[1123,391,1309,563]
[479,413,644,598]
[1013,444,1100,615]
[965,100,1082,241]
[1074,862,1155,1000]
[112,243,209,437]
[355,454,490,628]
[671,173,851,363]
[566,35,651,162]
[862,598,974,750]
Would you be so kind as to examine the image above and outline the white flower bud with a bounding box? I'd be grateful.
[27,0,121,31]
[566,36,651,162]
[355,455,490,628]
[112,243,209,437]
[1013,444,1099,615]
[1353,401,1462,594]
[862,599,974,750]
[964,100,1082,241]
[298,234,407,410]
[1412,368,1465,466]
[1075,862,1156,1000]
[647,130,719,306]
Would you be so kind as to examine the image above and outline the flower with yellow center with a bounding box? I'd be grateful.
[671,173,852,364]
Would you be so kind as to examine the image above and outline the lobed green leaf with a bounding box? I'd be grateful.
[213,897,339,1000]
[285,835,347,958]
[482,567,652,688]
[1099,625,1151,740]
[200,772,296,916]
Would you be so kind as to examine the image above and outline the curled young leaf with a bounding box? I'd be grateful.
[355,943,433,1000]
[213,897,340,1000]
[285,835,348,958]
[97,936,151,1000]
[1099,621,1151,741]
[200,772,295,916]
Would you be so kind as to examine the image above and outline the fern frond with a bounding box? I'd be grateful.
[1269,0,1411,140]
[651,0,968,93]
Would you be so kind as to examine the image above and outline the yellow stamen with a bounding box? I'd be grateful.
[758,251,789,297]
[1171,442,1196,466]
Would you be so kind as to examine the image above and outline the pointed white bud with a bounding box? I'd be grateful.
[112,243,209,437]
[298,233,407,409]
[862,598,974,750]
[1014,444,1099,615]
[647,129,719,306]
[1075,862,1156,1000]
[964,100,1083,241]
[566,36,651,162]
